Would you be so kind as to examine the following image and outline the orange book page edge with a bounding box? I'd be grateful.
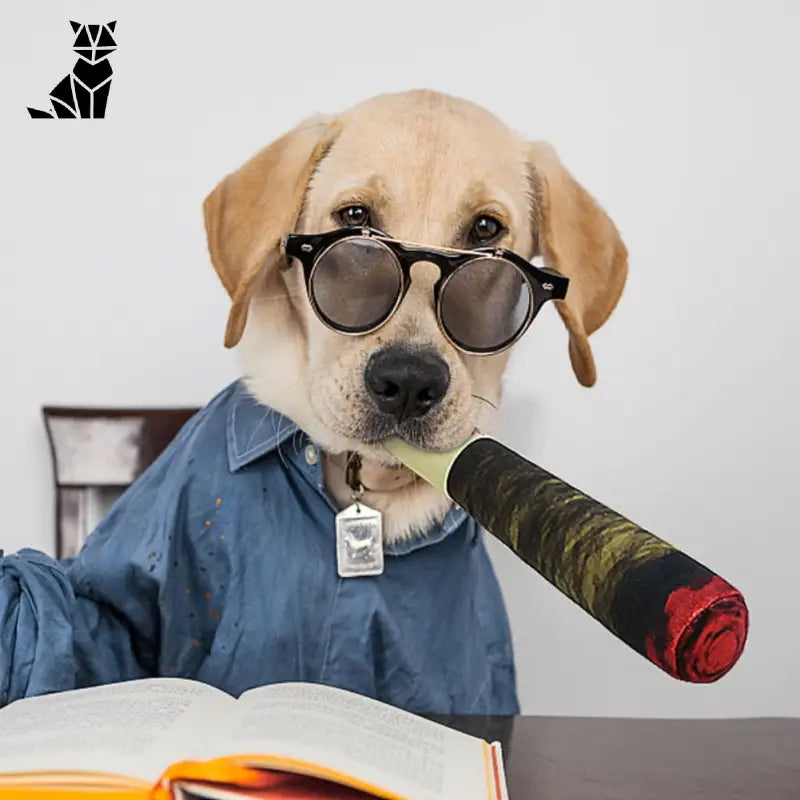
[159,751,497,800]
[0,771,148,789]
[482,741,492,799]
[490,742,506,800]
[1,748,499,800]
[0,790,147,800]
[0,770,152,800]
[156,755,404,800]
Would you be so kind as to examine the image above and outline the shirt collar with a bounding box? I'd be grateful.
[226,382,299,472]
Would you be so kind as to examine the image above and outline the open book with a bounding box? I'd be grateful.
[0,678,508,800]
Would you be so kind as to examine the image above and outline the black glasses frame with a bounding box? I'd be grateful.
[281,226,569,355]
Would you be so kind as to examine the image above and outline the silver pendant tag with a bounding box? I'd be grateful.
[335,502,384,578]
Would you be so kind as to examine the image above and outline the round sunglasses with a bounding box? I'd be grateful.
[281,226,569,355]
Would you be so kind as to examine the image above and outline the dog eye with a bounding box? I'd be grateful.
[337,205,371,228]
[470,215,505,245]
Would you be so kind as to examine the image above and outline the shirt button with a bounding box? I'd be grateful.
[304,444,319,466]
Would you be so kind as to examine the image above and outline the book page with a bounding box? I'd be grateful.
[0,678,234,783]
[222,683,491,800]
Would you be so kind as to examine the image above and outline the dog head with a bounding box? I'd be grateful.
[203,90,627,467]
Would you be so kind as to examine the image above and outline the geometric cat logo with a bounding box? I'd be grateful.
[27,21,117,119]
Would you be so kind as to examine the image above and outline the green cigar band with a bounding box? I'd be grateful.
[381,434,490,496]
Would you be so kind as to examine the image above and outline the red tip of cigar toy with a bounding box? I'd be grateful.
[645,577,749,683]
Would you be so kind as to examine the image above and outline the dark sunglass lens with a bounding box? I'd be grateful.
[310,238,402,331]
[440,257,532,351]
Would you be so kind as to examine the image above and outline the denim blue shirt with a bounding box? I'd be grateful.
[0,381,518,714]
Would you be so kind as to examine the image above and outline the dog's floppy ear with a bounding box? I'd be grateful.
[527,142,628,387]
[203,115,340,348]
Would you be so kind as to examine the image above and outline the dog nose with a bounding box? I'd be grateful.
[365,346,450,422]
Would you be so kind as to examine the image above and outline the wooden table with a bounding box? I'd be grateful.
[431,715,800,799]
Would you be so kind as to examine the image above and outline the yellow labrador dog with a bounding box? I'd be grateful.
[205,90,626,544]
[2,89,627,716]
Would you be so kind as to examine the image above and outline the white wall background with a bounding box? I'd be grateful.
[2,0,798,718]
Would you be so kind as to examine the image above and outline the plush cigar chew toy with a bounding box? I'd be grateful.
[383,434,748,683]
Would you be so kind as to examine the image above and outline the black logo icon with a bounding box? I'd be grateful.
[28,21,117,119]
